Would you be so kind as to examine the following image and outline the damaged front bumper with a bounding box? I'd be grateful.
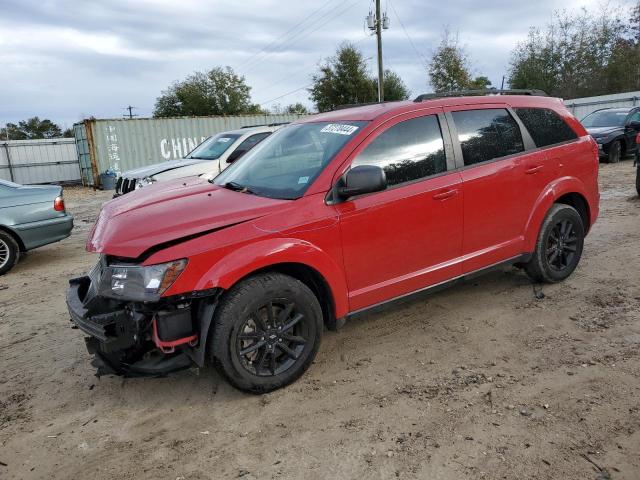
[66,274,219,377]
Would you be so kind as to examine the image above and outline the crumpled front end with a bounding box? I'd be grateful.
[66,257,219,377]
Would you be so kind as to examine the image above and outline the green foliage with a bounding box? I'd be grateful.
[284,102,310,114]
[468,76,493,90]
[153,67,263,117]
[508,6,640,98]
[0,117,63,140]
[428,32,472,92]
[309,43,410,112]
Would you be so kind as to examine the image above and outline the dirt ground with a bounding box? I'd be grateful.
[1,162,639,480]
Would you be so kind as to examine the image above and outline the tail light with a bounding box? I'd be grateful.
[54,196,65,212]
[636,133,640,144]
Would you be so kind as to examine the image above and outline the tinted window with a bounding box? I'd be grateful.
[516,108,578,147]
[628,111,640,123]
[452,109,524,166]
[352,115,447,186]
[236,132,271,152]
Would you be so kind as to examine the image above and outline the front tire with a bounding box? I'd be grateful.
[607,140,622,163]
[0,231,20,276]
[210,273,322,393]
[525,204,585,283]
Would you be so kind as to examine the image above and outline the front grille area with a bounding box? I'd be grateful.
[115,177,123,193]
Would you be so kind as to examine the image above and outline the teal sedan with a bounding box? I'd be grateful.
[0,179,74,275]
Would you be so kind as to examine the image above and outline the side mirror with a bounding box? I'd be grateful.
[227,149,247,163]
[338,165,387,199]
[629,121,640,130]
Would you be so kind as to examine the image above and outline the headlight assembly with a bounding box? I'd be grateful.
[136,177,156,189]
[97,259,187,302]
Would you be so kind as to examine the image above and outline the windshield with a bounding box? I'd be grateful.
[214,121,367,200]
[186,133,241,160]
[581,110,628,128]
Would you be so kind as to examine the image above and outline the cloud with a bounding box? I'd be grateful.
[0,0,627,126]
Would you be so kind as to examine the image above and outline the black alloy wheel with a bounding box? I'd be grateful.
[524,204,585,283]
[211,272,322,393]
[545,219,579,272]
[234,300,310,377]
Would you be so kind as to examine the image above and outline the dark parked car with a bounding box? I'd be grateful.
[0,179,74,275]
[636,133,640,196]
[581,107,640,163]
[68,91,599,393]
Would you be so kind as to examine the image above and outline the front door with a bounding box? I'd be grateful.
[335,111,464,312]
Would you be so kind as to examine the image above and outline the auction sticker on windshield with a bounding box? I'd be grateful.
[217,138,232,143]
[320,124,359,135]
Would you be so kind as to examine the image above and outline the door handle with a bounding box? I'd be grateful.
[433,189,458,200]
[525,165,543,174]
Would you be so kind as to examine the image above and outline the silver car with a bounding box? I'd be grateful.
[0,179,74,275]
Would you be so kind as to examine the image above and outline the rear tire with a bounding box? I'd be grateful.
[210,273,322,393]
[607,140,622,163]
[524,204,585,284]
[0,231,20,276]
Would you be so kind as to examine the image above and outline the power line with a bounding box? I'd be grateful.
[388,0,428,69]
[241,0,365,76]
[236,0,339,72]
[259,82,315,107]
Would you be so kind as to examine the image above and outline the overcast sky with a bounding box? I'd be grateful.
[0,0,611,128]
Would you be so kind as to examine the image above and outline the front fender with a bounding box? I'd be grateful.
[523,176,591,252]
[193,238,350,319]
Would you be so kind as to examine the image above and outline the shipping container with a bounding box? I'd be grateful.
[0,138,80,185]
[73,114,307,186]
[565,91,640,121]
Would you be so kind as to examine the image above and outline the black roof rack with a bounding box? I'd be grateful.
[414,89,548,102]
[240,122,290,129]
[334,101,388,111]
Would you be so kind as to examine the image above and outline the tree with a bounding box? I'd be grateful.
[0,117,63,140]
[508,6,639,98]
[309,43,410,112]
[63,127,75,138]
[468,76,492,90]
[153,67,263,117]
[284,102,310,114]
[428,32,472,92]
[381,70,411,102]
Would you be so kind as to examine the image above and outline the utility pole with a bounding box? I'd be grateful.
[366,1,389,102]
[124,106,138,119]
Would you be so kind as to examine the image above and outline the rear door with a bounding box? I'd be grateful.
[335,109,464,311]
[511,107,581,223]
[446,105,532,273]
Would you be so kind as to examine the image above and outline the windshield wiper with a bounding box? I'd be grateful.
[222,181,257,195]
[187,156,214,160]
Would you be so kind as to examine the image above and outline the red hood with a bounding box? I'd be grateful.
[87,176,288,258]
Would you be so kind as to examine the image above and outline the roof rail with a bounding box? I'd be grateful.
[334,101,387,111]
[240,122,291,129]
[414,89,548,102]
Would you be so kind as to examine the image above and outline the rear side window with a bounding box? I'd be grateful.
[452,109,524,166]
[352,115,447,186]
[515,108,578,147]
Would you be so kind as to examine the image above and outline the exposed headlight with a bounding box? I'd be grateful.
[98,259,187,302]
[136,177,156,189]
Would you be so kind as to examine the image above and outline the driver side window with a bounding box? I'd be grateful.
[352,115,447,187]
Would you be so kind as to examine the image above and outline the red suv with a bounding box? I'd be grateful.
[67,91,599,393]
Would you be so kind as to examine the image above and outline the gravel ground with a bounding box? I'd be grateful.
[1,162,639,480]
